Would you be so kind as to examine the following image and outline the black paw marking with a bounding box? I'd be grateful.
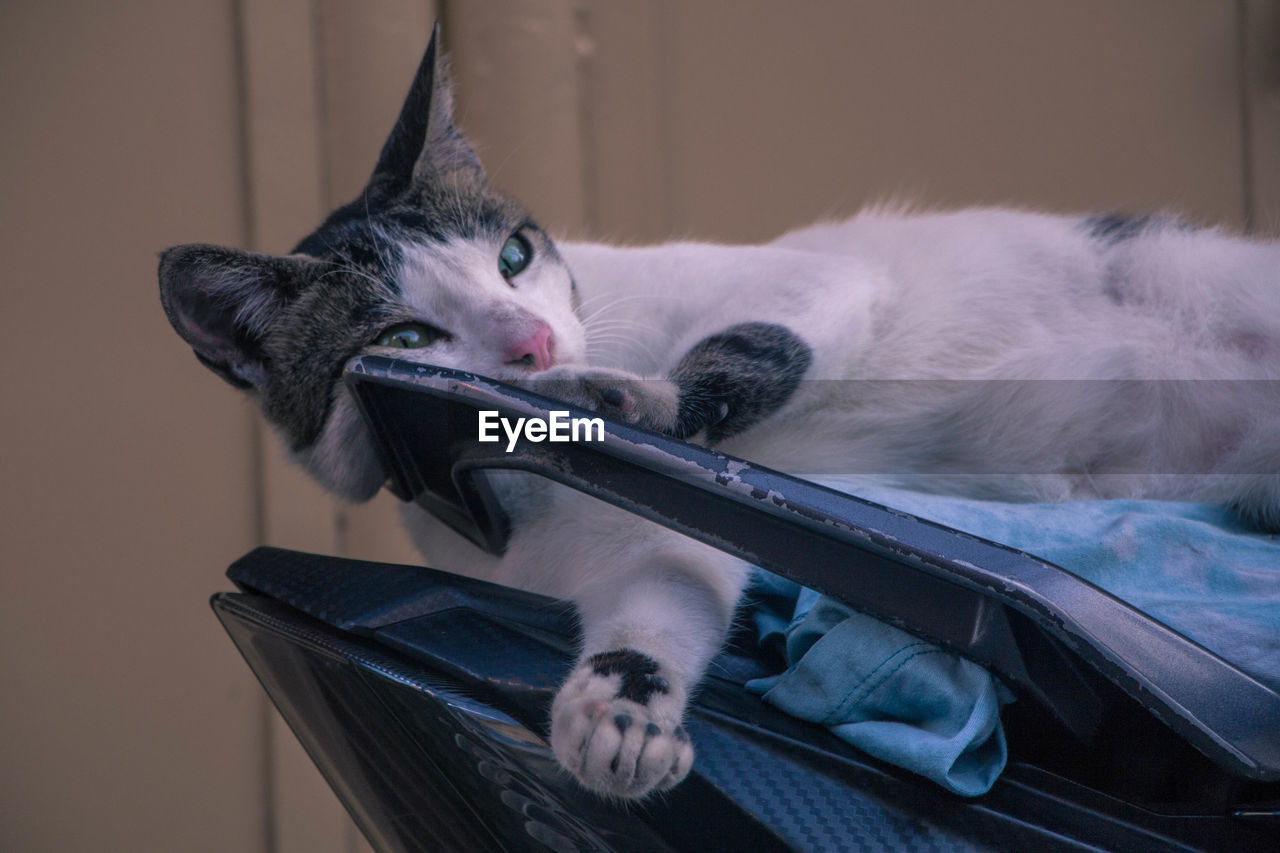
[588,649,670,705]
[669,322,812,443]
[614,714,632,733]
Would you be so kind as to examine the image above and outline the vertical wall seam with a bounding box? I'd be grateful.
[572,0,598,234]
[654,0,677,237]
[312,0,334,212]
[1237,0,1257,232]
[230,1,276,849]
[309,0,349,560]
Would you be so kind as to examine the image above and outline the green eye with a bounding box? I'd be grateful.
[373,322,443,349]
[498,233,532,280]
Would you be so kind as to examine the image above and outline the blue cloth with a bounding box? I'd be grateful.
[745,482,1280,797]
[747,574,1013,796]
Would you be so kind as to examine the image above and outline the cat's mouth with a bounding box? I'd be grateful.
[508,353,540,369]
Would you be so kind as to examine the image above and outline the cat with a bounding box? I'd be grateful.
[158,29,1279,798]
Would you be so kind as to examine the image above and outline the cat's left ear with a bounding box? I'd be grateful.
[368,23,484,198]
[158,244,311,391]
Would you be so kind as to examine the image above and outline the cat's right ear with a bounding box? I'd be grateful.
[367,23,484,198]
[158,244,308,391]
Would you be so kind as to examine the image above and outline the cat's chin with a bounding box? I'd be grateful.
[290,393,387,502]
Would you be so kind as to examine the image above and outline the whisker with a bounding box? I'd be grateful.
[583,332,663,365]
[583,325,653,340]
[584,320,656,335]
[575,290,674,309]
[579,293,675,325]
[317,264,387,290]
[363,192,397,280]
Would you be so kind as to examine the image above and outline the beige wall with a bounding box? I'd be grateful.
[456,0,1269,242]
[1,3,265,851]
[1,1,1274,851]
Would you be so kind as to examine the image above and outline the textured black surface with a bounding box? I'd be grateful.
[220,548,1280,852]
[689,720,979,853]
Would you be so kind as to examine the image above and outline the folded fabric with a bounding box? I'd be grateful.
[747,574,1012,796]
[745,480,1280,797]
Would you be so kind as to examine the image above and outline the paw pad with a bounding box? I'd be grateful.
[551,653,694,798]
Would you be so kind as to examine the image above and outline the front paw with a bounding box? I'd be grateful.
[518,367,680,434]
[551,649,693,798]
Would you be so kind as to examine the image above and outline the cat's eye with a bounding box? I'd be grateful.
[498,233,532,280]
[373,322,445,349]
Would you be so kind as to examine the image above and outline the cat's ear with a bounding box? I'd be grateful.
[368,23,483,197]
[158,244,308,391]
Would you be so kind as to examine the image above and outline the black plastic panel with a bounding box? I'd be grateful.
[216,548,1280,852]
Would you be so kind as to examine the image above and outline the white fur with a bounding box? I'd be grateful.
[390,236,587,380]
[338,207,1278,797]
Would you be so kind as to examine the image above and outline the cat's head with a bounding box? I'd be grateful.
[159,27,586,501]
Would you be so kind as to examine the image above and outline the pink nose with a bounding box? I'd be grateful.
[504,323,554,371]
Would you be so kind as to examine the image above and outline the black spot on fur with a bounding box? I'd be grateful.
[588,649,670,705]
[1231,496,1280,534]
[292,212,404,272]
[669,322,812,442]
[1083,213,1152,246]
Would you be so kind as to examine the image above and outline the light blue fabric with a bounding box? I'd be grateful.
[747,575,1013,796]
[745,482,1280,797]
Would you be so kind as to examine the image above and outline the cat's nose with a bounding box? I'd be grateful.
[504,323,554,371]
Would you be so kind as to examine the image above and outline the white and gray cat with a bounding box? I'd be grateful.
[159,30,1279,798]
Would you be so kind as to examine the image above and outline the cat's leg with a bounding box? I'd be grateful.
[500,323,809,796]
[520,366,682,434]
[502,501,750,798]
[521,321,812,443]
[667,321,812,442]
[554,543,749,797]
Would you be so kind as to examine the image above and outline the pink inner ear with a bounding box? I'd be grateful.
[171,297,267,389]
[176,311,227,352]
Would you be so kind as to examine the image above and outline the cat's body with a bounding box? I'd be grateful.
[562,210,1279,501]
[160,31,1279,798]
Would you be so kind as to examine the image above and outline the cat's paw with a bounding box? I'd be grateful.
[518,367,680,434]
[550,649,693,798]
